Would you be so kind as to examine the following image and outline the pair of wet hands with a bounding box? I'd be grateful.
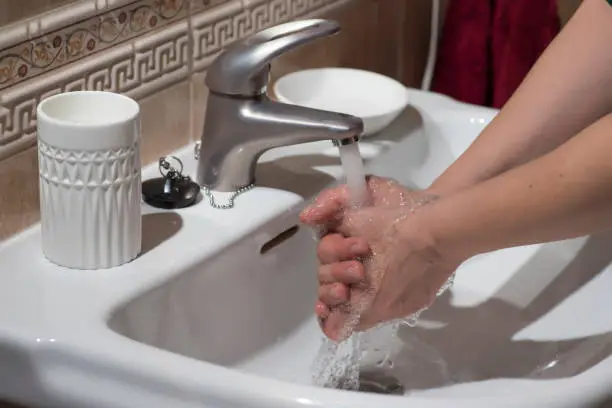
[298,176,459,342]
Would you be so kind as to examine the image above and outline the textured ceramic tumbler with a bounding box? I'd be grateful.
[36,91,142,269]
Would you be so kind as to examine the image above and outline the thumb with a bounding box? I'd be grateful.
[335,207,382,238]
[324,308,356,342]
[300,185,350,227]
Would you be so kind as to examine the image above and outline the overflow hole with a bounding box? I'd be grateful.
[260,225,299,254]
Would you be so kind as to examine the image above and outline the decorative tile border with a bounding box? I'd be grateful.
[0,0,190,90]
[191,0,331,71]
[0,0,351,161]
[0,0,139,51]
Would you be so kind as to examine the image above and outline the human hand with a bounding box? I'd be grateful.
[300,176,461,341]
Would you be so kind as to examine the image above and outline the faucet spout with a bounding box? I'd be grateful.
[242,97,363,146]
[196,94,363,191]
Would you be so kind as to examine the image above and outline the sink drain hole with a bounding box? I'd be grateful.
[336,372,404,395]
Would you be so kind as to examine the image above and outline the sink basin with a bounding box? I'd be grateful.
[108,99,491,382]
[1,89,611,408]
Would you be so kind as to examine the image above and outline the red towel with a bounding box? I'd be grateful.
[431,0,560,109]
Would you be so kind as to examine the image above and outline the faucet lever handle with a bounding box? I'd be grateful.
[205,19,340,97]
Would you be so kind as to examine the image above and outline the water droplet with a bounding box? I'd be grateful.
[436,272,456,296]
[405,308,425,327]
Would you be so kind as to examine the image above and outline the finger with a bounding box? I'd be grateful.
[318,283,349,307]
[334,207,379,238]
[324,308,351,342]
[299,186,350,226]
[319,260,365,284]
[315,300,330,320]
[317,234,369,263]
[315,301,330,330]
[322,287,373,341]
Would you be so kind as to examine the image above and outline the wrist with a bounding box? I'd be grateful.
[428,172,480,199]
[410,194,479,265]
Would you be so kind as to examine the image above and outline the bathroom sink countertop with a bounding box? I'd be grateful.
[0,89,611,408]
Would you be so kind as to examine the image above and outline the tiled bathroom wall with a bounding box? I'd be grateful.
[0,0,433,246]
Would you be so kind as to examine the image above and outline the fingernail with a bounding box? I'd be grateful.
[349,266,364,281]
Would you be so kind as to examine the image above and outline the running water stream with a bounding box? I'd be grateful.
[311,142,370,390]
[338,143,369,208]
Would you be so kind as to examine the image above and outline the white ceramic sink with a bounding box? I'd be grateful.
[1,89,611,408]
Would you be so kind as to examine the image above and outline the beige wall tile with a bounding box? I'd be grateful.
[190,71,209,143]
[0,0,77,27]
[399,0,431,87]
[270,0,431,89]
[270,0,380,82]
[0,147,40,242]
[139,79,193,165]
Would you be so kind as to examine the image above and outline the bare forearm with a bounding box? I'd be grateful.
[424,113,612,261]
[431,0,612,195]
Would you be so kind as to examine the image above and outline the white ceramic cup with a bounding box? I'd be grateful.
[36,91,142,269]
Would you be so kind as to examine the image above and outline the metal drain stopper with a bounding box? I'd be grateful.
[335,372,405,395]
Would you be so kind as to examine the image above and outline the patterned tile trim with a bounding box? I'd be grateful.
[0,0,351,161]
[0,0,137,51]
[0,0,191,90]
[0,0,225,51]
[192,0,331,71]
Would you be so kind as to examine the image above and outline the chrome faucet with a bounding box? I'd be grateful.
[195,19,364,192]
